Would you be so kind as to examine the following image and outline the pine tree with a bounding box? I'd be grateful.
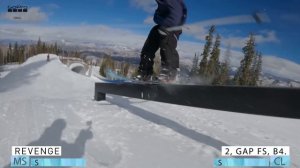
[120,62,130,77]
[234,33,256,86]
[74,51,80,58]
[224,44,232,65]
[0,48,2,76]
[3,47,7,64]
[18,45,25,64]
[54,42,58,55]
[29,44,37,56]
[42,42,46,53]
[255,52,262,84]
[6,50,9,64]
[99,56,115,77]
[190,53,199,76]
[37,37,42,54]
[215,44,231,85]
[213,61,230,85]
[250,52,262,86]
[13,42,19,62]
[199,25,215,77]
[24,46,29,61]
[0,48,3,65]
[7,43,12,63]
[207,34,221,78]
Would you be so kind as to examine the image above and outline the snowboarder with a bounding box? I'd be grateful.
[137,0,187,81]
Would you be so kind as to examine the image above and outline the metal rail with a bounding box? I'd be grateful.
[95,82,300,119]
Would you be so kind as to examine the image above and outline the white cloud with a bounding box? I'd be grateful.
[185,14,260,38]
[130,0,156,13]
[262,55,300,81]
[186,13,270,30]
[184,13,274,46]
[189,15,258,28]
[221,30,280,49]
[0,24,146,48]
[143,16,154,24]
[256,30,280,43]
[221,36,248,49]
[0,7,47,22]
[184,28,280,50]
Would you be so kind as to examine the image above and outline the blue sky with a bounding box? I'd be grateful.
[0,0,300,64]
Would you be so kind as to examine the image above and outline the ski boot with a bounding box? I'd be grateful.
[158,68,180,84]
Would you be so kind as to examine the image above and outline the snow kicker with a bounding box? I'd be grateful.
[95,82,300,119]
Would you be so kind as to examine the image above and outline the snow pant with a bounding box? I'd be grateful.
[138,25,181,76]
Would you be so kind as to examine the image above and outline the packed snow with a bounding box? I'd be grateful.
[0,54,299,168]
[0,64,20,79]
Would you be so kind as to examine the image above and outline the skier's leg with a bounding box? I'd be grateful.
[157,28,169,70]
[160,30,181,79]
[138,25,160,77]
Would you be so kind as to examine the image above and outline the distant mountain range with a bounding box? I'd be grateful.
[259,72,300,87]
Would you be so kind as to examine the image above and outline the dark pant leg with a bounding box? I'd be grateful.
[138,25,160,76]
[160,30,181,73]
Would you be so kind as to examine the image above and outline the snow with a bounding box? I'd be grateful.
[0,54,300,168]
[0,64,20,79]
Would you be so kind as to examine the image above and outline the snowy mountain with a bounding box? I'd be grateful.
[229,67,300,87]
[260,73,300,88]
[0,54,299,168]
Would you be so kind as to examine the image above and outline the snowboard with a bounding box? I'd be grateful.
[103,68,178,85]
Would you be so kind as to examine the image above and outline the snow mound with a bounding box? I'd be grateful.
[0,54,94,99]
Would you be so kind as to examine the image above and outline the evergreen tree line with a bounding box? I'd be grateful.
[99,56,131,78]
[0,38,60,66]
[99,51,163,79]
[27,37,60,58]
[191,25,262,86]
[0,43,26,65]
